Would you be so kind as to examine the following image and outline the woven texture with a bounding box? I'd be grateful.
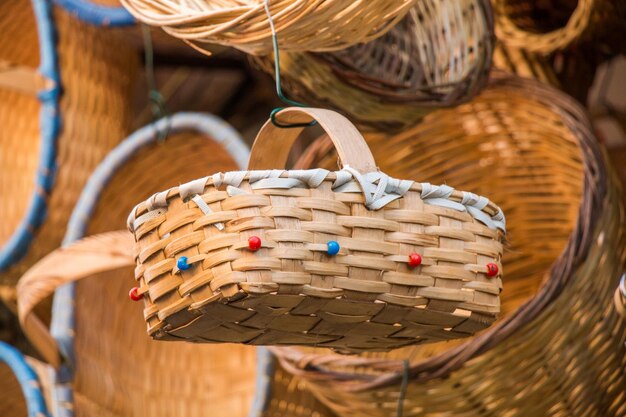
[495,0,626,54]
[127,107,505,352]
[272,74,626,417]
[17,231,335,417]
[0,0,138,292]
[253,0,493,131]
[120,0,416,56]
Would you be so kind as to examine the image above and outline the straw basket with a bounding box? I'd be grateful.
[491,42,560,87]
[494,0,626,55]
[120,0,416,56]
[253,0,494,131]
[0,0,138,295]
[272,74,626,417]
[127,107,506,352]
[12,112,332,417]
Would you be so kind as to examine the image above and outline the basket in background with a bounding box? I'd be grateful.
[0,0,139,300]
[277,74,626,417]
[120,0,416,56]
[253,0,494,131]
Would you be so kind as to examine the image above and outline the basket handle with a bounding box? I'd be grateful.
[17,231,134,368]
[249,107,377,173]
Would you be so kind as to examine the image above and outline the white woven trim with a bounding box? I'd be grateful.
[128,169,506,233]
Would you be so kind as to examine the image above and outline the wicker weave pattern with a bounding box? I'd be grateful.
[128,109,505,352]
[271,75,626,416]
[253,0,493,130]
[120,0,416,55]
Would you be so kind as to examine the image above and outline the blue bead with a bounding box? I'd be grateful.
[177,256,190,271]
[327,241,340,256]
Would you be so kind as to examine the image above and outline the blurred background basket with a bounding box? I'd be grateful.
[253,0,494,131]
[0,0,139,302]
[274,74,626,417]
[494,0,626,55]
[120,0,416,56]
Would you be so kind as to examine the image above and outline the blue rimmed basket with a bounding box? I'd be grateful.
[0,0,139,296]
[15,113,333,417]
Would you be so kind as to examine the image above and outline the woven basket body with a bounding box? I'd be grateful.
[273,75,626,416]
[253,0,493,131]
[0,0,138,293]
[495,0,626,55]
[120,0,416,56]
[127,107,506,352]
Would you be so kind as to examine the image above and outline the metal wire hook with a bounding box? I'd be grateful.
[142,25,170,141]
[264,0,316,128]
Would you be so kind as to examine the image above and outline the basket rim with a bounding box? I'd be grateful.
[127,167,507,235]
[271,75,608,390]
[0,0,61,272]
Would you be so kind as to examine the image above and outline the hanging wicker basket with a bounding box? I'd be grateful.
[253,0,494,131]
[127,107,506,352]
[0,0,138,296]
[120,0,416,56]
[273,74,626,417]
[13,112,333,417]
[494,0,626,55]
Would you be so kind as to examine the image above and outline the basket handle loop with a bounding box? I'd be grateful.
[17,231,134,368]
[249,107,377,173]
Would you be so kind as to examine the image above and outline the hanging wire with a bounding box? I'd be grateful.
[397,359,409,417]
[142,25,170,141]
[263,0,316,128]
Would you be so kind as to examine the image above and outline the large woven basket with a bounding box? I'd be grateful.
[120,0,416,56]
[253,0,494,131]
[127,107,506,352]
[0,0,138,296]
[274,74,626,416]
[494,0,626,55]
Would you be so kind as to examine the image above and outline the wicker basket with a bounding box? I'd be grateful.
[127,107,506,352]
[253,0,494,131]
[120,0,416,56]
[494,0,626,55]
[16,231,335,417]
[54,0,135,26]
[273,74,626,417]
[0,0,138,295]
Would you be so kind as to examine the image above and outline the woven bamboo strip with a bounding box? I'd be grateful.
[275,74,626,416]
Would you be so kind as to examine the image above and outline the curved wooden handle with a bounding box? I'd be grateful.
[249,107,377,173]
[17,231,135,368]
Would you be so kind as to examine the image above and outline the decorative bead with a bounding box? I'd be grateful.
[129,287,142,301]
[177,256,190,271]
[408,253,422,268]
[327,240,340,255]
[486,262,499,277]
[248,236,262,251]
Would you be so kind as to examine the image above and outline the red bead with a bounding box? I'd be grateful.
[248,236,262,251]
[129,287,142,301]
[408,253,422,268]
[486,263,499,277]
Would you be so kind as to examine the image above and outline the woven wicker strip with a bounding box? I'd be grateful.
[252,0,494,131]
[127,107,506,352]
[492,42,560,87]
[494,0,626,55]
[273,74,626,417]
[120,0,417,56]
[0,0,138,295]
